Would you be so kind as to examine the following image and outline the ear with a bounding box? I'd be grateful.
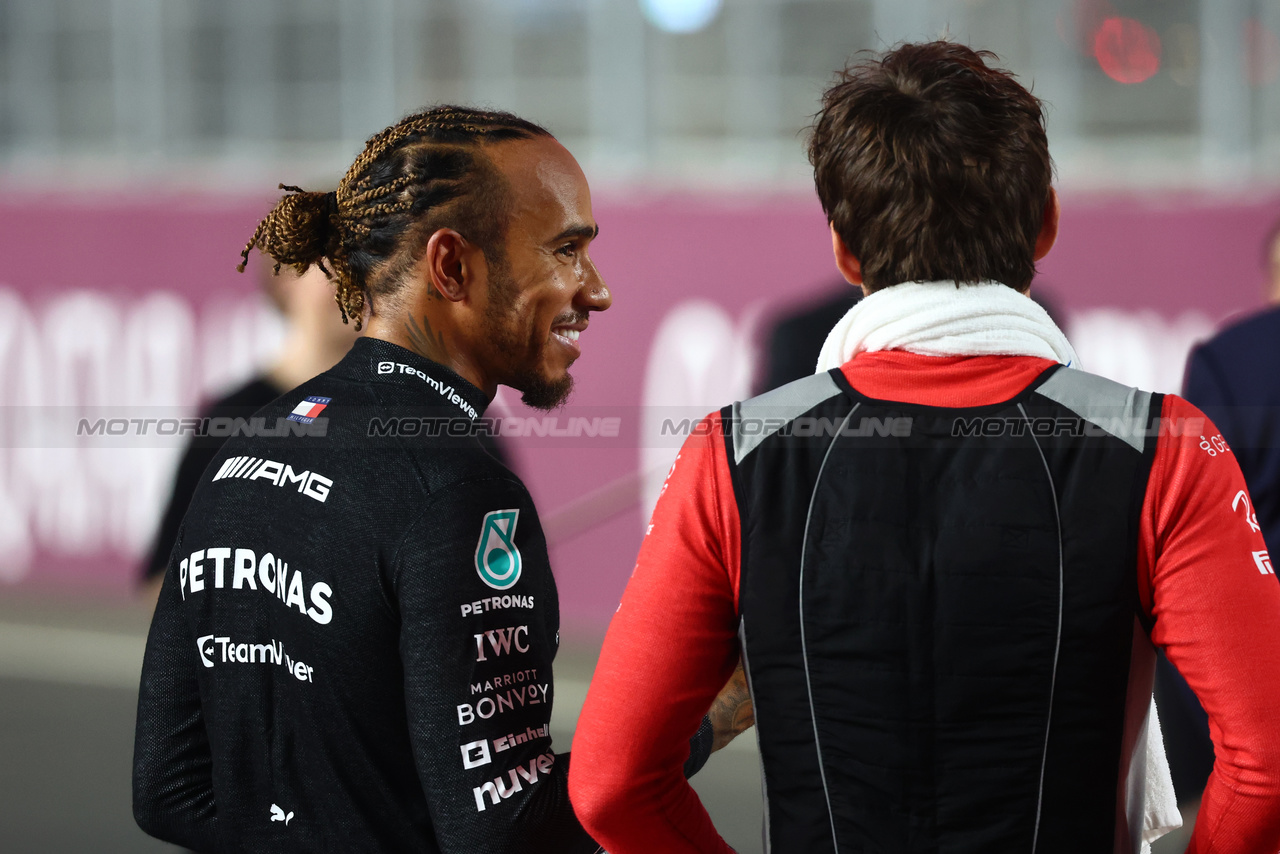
[830,224,865,288]
[1033,187,1060,263]
[421,228,478,302]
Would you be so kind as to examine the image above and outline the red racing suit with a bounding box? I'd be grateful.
[570,352,1280,854]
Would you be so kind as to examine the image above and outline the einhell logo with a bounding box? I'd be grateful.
[459,724,550,771]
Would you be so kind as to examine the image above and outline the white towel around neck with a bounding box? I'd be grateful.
[812,279,1181,849]
[814,280,1078,371]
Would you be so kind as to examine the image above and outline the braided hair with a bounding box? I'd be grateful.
[239,106,552,330]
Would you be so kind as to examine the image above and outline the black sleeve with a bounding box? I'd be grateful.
[133,554,218,851]
[683,715,715,778]
[394,479,599,854]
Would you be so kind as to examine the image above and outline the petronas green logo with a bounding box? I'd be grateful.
[475,509,522,590]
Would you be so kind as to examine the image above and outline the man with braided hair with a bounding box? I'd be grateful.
[133,106,728,853]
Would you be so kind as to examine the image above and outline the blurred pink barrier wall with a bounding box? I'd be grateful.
[0,190,1276,628]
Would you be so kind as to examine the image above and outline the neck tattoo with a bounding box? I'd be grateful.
[404,314,447,362]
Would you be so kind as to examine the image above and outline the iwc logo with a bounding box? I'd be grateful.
[475,509,522,590]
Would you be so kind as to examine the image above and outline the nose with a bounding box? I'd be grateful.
[577,258,611,313]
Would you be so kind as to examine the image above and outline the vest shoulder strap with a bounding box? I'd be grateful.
[730,370,843,465]
[1033,368,1155,453]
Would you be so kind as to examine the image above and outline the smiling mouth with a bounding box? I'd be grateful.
[551,314,587,347]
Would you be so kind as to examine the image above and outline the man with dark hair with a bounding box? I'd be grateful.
[570,43,1280,853]
[133,106,727,853]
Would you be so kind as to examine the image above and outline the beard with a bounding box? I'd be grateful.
[514,369,574,411]
[482,263,575,411]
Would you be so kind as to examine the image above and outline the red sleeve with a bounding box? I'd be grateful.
[1139,396,1280,854]
[569,412,740,854]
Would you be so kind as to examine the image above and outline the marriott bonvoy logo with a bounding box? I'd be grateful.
[377,360,479,419]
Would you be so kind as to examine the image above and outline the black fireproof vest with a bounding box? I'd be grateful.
[724,364,1164,854]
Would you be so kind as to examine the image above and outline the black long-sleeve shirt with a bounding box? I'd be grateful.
[133,337,598,853]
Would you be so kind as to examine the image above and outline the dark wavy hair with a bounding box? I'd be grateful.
[809,41,1053,292]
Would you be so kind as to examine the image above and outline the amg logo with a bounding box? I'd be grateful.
[473,752,555,812]
[212,456,333,502]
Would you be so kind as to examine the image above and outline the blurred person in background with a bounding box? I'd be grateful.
[140,261,360,599]
[570,42,1280,854]
[1183,216,1280,556]
[1157,213,1280,816]
[133,105,736,854]
[757,284,861,394]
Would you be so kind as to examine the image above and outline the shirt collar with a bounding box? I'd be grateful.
[338,337,489,420]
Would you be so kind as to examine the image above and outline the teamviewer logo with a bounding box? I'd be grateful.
[378,361,394,374]
[197,635,216,668]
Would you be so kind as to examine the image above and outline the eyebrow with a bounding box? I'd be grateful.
[549,223,599,244]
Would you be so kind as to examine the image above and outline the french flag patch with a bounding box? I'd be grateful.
[287,395,331,424]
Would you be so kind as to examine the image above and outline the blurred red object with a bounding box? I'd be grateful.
[1093,16,1162,84]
